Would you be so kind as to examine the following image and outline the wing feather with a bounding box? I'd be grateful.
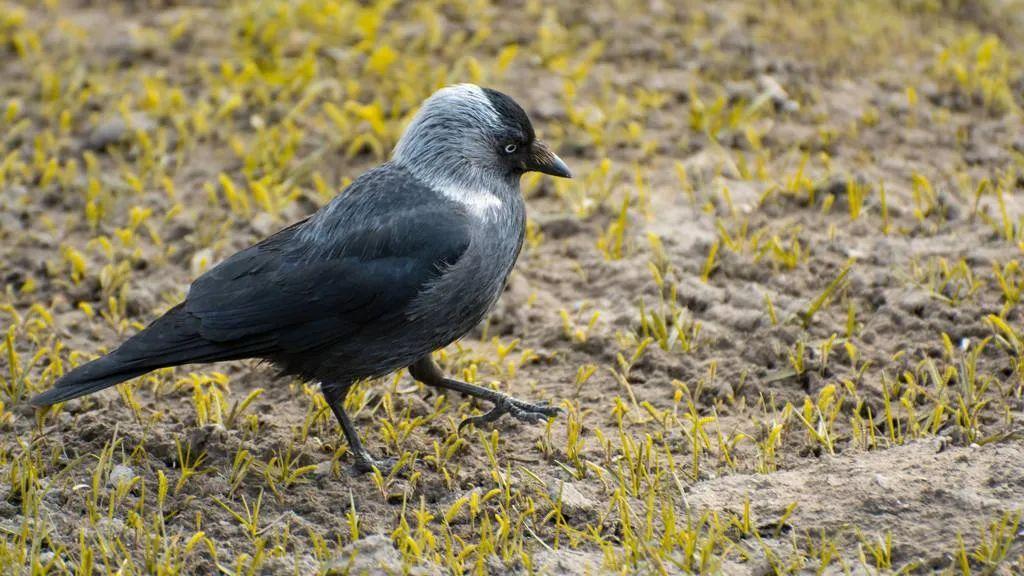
[183,168,471,353]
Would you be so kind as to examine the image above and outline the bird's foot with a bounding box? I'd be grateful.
[458,395,561,432]
[351,452,398,476]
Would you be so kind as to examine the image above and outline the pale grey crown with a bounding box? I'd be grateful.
[392,84,510,191]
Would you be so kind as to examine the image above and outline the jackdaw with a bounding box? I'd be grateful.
[31,84,572,473]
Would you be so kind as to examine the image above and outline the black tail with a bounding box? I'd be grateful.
[30,304,270,407]
[29,356,156,406]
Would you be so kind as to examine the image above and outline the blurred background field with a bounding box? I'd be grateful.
[1,0,1024,573]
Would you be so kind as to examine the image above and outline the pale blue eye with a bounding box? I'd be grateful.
[504,143,517,154]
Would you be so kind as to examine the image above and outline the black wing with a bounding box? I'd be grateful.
[30,165,470,407]
[184,165,471,354]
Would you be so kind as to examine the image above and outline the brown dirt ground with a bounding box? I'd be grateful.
[2,0,1024,574]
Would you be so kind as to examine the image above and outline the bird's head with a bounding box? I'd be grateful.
[392,84,572,189]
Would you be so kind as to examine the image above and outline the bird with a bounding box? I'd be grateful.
[31,84,572,473]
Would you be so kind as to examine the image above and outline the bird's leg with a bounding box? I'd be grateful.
[321,383,394,475]
[409,357,560,431]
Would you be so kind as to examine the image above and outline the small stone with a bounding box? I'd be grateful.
[758,74,799,113]
[314,460,334,477]
[107,465,136,488]
[894,290,931,316]
[251,212,278,237]
[125,286,156,316]
[96,516,126,535]
[725,80,757,103]
[682,148,741,181]
[549,480,598,521]
[81,113,155,151]
[328,534,435,575]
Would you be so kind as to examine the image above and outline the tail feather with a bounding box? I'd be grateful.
[30,304,274,407]
[30,358,153,406]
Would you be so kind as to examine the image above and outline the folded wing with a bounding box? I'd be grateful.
[31,168,471,405]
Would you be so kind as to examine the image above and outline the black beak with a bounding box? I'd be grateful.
[526,140,572,178]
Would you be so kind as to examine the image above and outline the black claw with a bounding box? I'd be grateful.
[507,404,541,422]
[351,454,397,475]
[457,395,561,431]
[457,401,505,432]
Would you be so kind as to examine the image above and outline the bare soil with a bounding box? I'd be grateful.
[2,0,1023,574]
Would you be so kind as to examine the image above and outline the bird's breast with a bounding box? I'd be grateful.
[406,199,525,343]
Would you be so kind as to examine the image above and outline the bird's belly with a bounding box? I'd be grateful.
[273,273,505,384]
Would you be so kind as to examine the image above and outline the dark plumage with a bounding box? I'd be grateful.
[31,84,572,473]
